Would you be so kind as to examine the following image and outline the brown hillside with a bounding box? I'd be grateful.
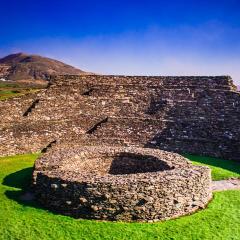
[0,53,88,82]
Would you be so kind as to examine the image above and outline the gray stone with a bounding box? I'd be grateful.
[33,146,212,222]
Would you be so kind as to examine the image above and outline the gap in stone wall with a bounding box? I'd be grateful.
[109,152,173,175]
[46,81,53,89]
[23,99,40,117]
[82,88,94,96]
[41,140,57,153]
[145,97,168,115]
[86,117,109,134]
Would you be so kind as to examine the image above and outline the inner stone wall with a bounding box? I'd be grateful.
[33,146,212,221]
[0,75,239,161]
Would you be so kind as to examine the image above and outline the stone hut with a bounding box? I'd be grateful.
[33,145,212,221]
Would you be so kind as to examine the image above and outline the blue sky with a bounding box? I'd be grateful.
[1,0,240,84]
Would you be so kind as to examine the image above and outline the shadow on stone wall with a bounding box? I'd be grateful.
[145,96,168,115]
[109,152,172,175]
[144,96,240,161]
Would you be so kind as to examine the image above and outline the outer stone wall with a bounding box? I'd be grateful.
[0,75,239,161]
[33,146,212,222]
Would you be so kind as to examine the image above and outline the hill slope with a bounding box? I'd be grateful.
[0,53,88,82]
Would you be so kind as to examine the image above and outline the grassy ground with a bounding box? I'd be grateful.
[0,153,240,240]
[0,82,41,100]
[184,154,240,180]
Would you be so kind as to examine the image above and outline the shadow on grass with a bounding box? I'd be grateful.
[3,167,33,189]
[2,167,43,209]
[183,154,240,175]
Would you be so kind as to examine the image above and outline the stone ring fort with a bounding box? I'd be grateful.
[0,75,239,222]
[33,146,212,222]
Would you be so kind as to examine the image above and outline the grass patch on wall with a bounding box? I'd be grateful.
[0,82,41,100]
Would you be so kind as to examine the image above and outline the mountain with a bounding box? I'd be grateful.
[0,53,88,83]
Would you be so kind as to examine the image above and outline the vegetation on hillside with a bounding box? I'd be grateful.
[0,82,41,100]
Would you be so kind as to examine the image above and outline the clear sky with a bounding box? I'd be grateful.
[1,0,240,85]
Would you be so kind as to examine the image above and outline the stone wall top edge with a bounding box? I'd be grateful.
[38,164,209,185]
[50,74,237,92]
[54,74,232,79]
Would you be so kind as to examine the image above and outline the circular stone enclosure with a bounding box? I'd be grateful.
[33,146,212,222]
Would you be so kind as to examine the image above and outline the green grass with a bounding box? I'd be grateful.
[0,153,240,240]
[0,82,21,88]
[0,82,41,100]
[0,90,22,100]
[0,89,39,100]
[184,154,240,180]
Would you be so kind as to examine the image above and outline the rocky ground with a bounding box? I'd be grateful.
[212,178,240,191]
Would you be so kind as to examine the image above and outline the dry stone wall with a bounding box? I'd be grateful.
[0,75,239,161]
[0,64,10,78]
[33,146,212,221]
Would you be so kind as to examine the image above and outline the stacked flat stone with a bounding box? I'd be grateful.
[33,146,212,222]
[0,75,239,161]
